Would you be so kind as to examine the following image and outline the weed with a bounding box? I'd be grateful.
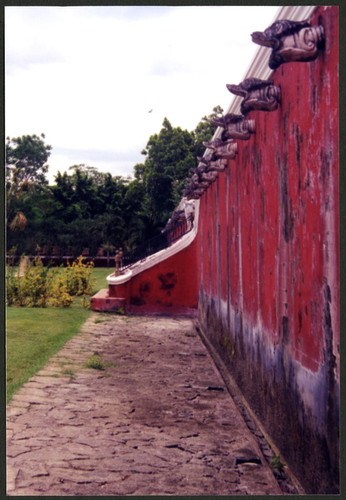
[93,308,125,319]
[270,455,286,475]
[61,368,75,379]
[85,353,116,371]
[219,334,235,356]
[94,316,113,324]
[84,354,116,371]
[58,360,71,366]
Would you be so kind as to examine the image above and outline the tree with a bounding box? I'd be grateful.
[6,133,52,197]
[137,118,197,233]
[193,105,223,157]
[49,167,131,254]
[6,134,52,234]
[6,184,60,254]
[5,106,223,256]
[122,179,146,247]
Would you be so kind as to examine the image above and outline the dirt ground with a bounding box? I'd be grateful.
[6,313,283,496]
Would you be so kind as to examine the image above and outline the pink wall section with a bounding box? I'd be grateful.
[197,6,339,494]
[109,238,199,316]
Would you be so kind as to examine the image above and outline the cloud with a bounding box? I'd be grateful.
[6,49,63,74]
[149,59,189,78]
[53,147,142,164]
[5,5,280,182]
[109,6,175,21]
[48,150,140,183]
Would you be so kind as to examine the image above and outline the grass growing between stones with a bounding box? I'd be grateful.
[85,354,107,370]
[84,352,115,371]
[6,267,114,403]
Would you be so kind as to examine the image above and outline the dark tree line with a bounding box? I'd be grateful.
[6,108,221,258]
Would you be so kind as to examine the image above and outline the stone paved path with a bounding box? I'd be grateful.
[6,314,282,496]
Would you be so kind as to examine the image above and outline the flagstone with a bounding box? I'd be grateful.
[6,315,284,496]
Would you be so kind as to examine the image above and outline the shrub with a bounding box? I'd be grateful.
[6,257,50,307]
[6,256,95,308]
[6,266,22,306]
[22,257,51,307]
[47,274,74,307]
[64,256,95,297]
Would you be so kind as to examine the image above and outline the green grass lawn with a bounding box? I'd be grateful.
[6,267,113,403]
[91,267,113,294]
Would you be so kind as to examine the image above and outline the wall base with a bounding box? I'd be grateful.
[198,290,339,494]
[91,289,126,312]
[195,318,306,495]
[91,288,197,317]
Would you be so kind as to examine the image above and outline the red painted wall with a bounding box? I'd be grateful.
[99,6,338,492]
[197,6,339,494]
[109,237,199,316]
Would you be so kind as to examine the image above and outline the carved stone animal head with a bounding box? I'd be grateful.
[219,115,255,141]
[227,78,274,96]
[227,78,280,114]
[203,139,238,160]
[251,19,324,70]
[251,19,311,48]
[211,113,244,128]
[203,138,224,150]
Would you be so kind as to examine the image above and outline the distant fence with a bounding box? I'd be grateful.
[5,254,116,268]
[121,214,194,272]
[6,214,195,269]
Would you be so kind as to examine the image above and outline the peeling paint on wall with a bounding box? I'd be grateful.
[197,6,339,494]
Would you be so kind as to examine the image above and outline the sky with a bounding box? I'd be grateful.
[5,5,279,184]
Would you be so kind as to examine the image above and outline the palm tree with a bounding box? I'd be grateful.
[9,211,27,231]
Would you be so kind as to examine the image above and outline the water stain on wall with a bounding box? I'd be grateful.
[158,273,177,296]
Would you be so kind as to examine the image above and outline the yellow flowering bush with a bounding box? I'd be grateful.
[6,257,50,307]
[6,256,95,308]
[6,266,24,306]
[64,256,94,296]
[22,257,51,307]
[46,274,74,307]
